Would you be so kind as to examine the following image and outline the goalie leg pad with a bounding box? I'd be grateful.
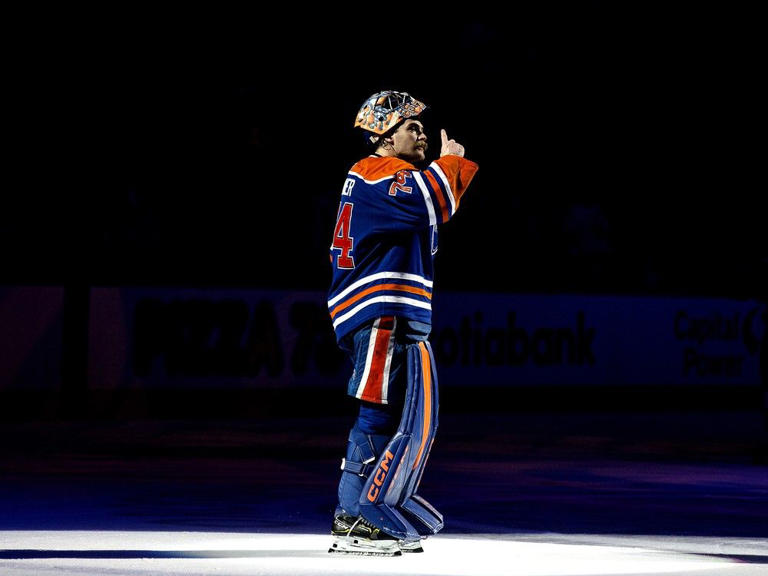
[401,493,444,535]
[358,341,441,540]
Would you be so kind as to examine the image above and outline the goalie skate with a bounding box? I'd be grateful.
[328,513,402,556]
[328,535,401,556]
[399,539,424,553]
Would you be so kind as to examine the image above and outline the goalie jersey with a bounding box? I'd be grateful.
[328,154,479,343]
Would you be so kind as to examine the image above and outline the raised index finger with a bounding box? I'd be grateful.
[441,129,449,146]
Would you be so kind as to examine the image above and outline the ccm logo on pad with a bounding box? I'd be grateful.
[366,449,394,502]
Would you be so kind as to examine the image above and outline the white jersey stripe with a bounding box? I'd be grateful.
[430,163,456,215]
[348,170,394,186]
[412,172,437,227]
[327,271,433,308]
[332,296,432,330]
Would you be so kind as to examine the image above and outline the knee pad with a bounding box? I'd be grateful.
[358,341,443,540]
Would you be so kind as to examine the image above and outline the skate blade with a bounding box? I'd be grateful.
[328,536,401,557]
[399,540,424,553]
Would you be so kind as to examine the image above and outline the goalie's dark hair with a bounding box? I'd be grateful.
[362,124,398,151]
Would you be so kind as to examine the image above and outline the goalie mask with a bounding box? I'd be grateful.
[355,91,427,136]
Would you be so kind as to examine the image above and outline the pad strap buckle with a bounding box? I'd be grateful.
[340,456,376,477]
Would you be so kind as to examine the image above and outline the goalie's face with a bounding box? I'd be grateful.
[390,120,428,163]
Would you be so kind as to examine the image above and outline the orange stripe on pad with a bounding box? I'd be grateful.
[412,342,432,470]
[329,283,431,320]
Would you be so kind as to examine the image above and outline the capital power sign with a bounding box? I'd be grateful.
[87,288,764,389]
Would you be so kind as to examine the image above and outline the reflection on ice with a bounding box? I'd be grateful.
[0,530,751,576]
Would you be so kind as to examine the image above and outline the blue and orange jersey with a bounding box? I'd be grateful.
[328,154,479,342]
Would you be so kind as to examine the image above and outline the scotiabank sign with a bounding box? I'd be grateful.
[88,288,764,389]
[430,292,764,386]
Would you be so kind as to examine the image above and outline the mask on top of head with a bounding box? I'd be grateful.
[354,91,427,136]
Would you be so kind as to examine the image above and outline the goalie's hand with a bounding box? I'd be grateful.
[440,129,465,158]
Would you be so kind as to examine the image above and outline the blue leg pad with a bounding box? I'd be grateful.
[358,433,420,540]
[401,494,444,535]
[337,426,390,517]
[358,342,442,540]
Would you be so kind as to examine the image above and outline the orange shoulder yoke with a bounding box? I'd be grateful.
[350,156,416,181]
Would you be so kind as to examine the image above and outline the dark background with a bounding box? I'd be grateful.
[5,4,764,297]
[1,4,765,440]
[1,8,767,547]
